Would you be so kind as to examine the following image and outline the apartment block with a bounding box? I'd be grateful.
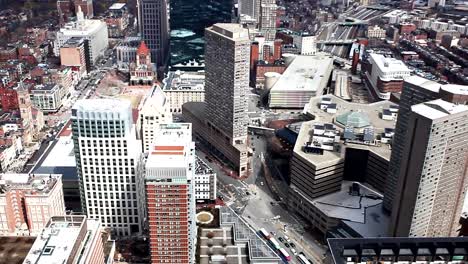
[0,174,65,236]
[144,123,196,263]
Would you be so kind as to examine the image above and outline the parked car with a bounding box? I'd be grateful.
[284,236,291,243]
[284,243,290,248]
[291,248,298,255]
[278,237,284,243]
[290,242,296,248]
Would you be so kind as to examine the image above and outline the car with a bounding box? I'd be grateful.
[284,243,290,248]
[284,235,291,242]
[290,242,296,248]
[278,237,284,243]
[291,248,298,256]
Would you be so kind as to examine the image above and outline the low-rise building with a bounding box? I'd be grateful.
[367,25,386,39]
[365,53,412,100]
[23,215,111,264]
[162,70,205,113]
[194,156,216,202]
[30,84,68,112]
[268,54,333,109]
[0,174,65,236]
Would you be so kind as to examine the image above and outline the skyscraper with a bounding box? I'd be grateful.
[145,123,196,264]
[383,76,441,212]
[137,0,170,68]
[71,99,144,237]
[389,99,468,237]
[205,23,250,144]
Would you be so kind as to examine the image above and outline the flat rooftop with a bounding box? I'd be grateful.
[72,99,131,114]
[23,216,98,264]
[312,181,389,237]
[270,54,334,93]
[195,156,214,175]
[109,3,126,10]
[209,23,250,40]
[369,53,411,73]
[162,71,205,91]
[0,174,61,195]
[412,99,468,120]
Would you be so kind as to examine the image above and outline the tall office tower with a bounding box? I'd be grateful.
[0,174,65,236]
[71,99,144,237]
[145,123,196,264]
[205,24,250,144]
[137,86,172,152]
[137,0,170,67]
[239,0,257,18]
[389,99,468,237]
[259,0,277,31]
[383,76,441,212]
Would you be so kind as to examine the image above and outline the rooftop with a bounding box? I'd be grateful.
[72,99,131,114]
[162,70,205,91]
[369,53,411,73]
[109,3,126,10]
[412,99,468,120]
[309,181,389,237]
[23,216,101,264]
[209,23,250,40]
[297,95,397,164]
[195,156,214,175]
[146,123,194,174]
[0,174,61,195]
[270,54,334,93]
[404,75,441,93]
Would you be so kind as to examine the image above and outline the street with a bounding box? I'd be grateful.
[199,133,327,264]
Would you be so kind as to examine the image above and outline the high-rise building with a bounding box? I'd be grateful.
[0,174,65,236]
[383,76,460,212]
[137,0,170,68]
[71,99,144,237]
[23,215,108,264]
[239,0,257,18]
[389,99,468,237]
[144,123,196,264]
[60,37,90,77]
[137,86,172,152]
[259,0,277,31]
[205,23,250,144]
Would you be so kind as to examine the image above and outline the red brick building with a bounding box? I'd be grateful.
[0,84,19,112]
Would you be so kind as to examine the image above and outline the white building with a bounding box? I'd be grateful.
[23,215,109,264]
[55,7,108,64]
[162,70,205,113]
[269,54,333,109]
[144,123,196,263]
[71,99,144,237]
[367,25,386,39]
[293,34,317,55]
[194,156,217,201]
[30,84,68,113]
[367,53,412,100]
[137,86,172,152]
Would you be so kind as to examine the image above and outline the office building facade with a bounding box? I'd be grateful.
[390,99,468,237]
[137,0,170,68]
[71,99,144,237]
[205,24,250,144]
[145,123,196,263]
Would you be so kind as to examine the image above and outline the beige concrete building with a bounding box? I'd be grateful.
[183,24,250,177]
[288,95,397,236]
[0,174,65,236]
[390,99,468,237]
[162,71,205,113]
[137,86,172,152]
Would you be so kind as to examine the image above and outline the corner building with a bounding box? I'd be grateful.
[145,123,196,263]
[71,99,144,237]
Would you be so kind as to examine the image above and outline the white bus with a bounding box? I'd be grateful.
[297,254,312,264]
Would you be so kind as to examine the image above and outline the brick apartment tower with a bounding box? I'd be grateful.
[145,123,196,264]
